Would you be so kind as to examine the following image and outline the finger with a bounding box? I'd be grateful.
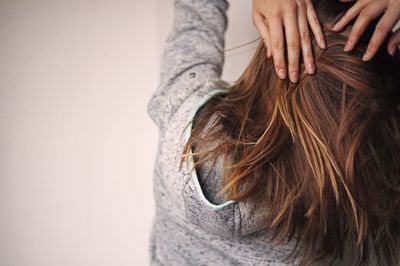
[262,18,273,58]
[363,10,400,61]
[264,31,273,58]
[269,17,287,79]
[284,11,301,83]
[387,27,400,56]
[333,1,364,32]
[253,13,272,58]
[299,4,315,74]
[344,7,382,52]
[306,2,326,49]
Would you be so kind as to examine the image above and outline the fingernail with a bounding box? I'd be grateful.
[278,68,286,79]
[290,71,299,83]
[362,50,371,61]
[320,38,326,49]
[390,47,397,57]
[333,24,339,31]
[344,40,352,52]
[307,63,315,74]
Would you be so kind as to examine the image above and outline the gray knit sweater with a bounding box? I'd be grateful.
[146,0,358,265]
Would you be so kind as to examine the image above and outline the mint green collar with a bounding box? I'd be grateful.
[183,89,236,211]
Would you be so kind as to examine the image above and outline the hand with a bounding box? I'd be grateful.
[333,0,400,61]
[252,0,326,83]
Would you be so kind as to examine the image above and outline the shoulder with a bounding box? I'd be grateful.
[148,79,231,133]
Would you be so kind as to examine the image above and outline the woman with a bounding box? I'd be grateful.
[147,0,400,265]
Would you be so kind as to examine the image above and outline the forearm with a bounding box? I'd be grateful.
[147,0,230,130]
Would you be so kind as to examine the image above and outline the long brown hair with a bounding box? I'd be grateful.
[180,0,400,265]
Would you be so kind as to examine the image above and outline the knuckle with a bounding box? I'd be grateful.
[287,40,300,49]
[368,41,377,50]
[309,13,319,26]
[274,62,285,69]
[355,17,368,28]
[296,0,305,9]
[272,40,285,49]
[300,30,310,41]
[285,2,297,12]
[341,12,351,22]
[359,9,372,20]
[269,9,281,17]
[348,6,358,17]
[313,15,320,25]
[376,22,389,34]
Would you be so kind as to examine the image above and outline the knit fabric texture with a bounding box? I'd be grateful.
[146,0,358,265]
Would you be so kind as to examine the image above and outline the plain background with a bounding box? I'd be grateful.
[2,1,397,266]
[0,0,257,265]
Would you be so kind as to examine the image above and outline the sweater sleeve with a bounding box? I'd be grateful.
[146,0,229,131]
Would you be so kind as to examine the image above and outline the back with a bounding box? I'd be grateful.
[183,0,400,265]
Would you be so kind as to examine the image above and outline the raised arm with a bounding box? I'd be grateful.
[147,0,229,131]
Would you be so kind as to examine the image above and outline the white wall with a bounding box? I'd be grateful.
[0,0,257,266]
[0,1,159,266]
